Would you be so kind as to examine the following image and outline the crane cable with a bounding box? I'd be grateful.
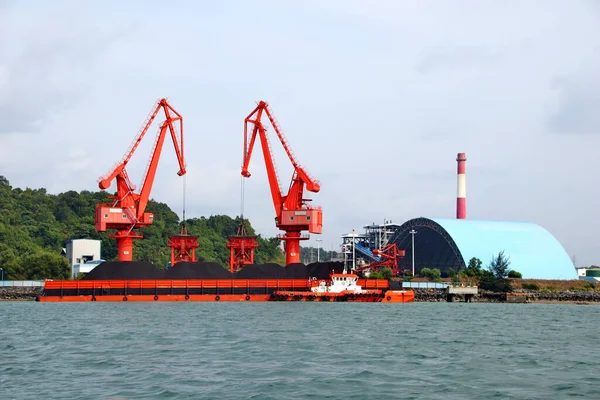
[182,174,187,227]
[240,176,245,222]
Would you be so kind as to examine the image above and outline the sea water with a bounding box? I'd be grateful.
[1,302,599,399]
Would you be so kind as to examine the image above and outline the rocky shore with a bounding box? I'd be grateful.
[0,287,43,301]
[523,290,600,303]
[413,288,600,303]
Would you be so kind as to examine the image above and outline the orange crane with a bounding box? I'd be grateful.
[95,98,187,261]
[241,101,322,265]
[354,244,406,276]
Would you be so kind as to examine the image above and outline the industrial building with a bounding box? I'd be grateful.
[64,239,103,278]
[389,217,574,279]
[576,266,600,282]
[342,152,576,280]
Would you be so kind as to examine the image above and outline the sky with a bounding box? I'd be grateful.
[1,0,599,267]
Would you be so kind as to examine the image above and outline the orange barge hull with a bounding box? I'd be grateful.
[36,279,413,303]
[38,294,272,302]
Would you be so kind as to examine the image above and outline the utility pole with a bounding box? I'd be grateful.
[343,244,348,270]
[316,239,322,262]
[409,229,417,276]
[352,229,356,271]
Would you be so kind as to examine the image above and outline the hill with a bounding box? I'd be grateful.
[0,176,285,280]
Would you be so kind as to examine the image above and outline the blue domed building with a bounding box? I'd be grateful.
[389,217,575,279]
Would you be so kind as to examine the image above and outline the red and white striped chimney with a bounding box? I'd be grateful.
[456,152,467,219]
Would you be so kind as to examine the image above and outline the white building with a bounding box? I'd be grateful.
[65,239,103,278]
[577,266,600,282]
[576,266,588,278]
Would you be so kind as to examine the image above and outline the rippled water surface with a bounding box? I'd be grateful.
[1,302,599,399]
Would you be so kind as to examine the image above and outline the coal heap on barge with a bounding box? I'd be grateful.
[81,261,346,281]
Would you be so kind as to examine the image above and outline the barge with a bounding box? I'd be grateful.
[36,272,414,303]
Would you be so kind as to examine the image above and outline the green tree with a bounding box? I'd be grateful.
[508,270,522,279]
[465,257,483,277]
[489,251,511,279]
[22,250,70,280]
[0,175,10,187]
[479,251,513,292]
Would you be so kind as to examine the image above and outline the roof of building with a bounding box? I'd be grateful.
[389,217,575,279]
[65,238,102,244]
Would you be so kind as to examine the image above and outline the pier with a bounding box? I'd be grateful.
[446,283,478,302]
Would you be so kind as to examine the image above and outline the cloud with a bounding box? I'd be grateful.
[547,54,600,135]
[0,2,127,134]
[416,46,503,74]
[1,0,600,269]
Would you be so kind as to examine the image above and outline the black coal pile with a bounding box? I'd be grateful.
[82,261,165,280]
[82,261,347,280]
[166,262,232,280]
[306,262,345,279]
[232,263,313,279]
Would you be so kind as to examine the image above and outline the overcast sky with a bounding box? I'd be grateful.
[1,0,598,267]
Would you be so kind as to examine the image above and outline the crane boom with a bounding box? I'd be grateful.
[95,98,186,261]
[243,104,283,216]
[241,100,322,265]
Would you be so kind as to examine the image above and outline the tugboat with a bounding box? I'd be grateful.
[270,268,414,302]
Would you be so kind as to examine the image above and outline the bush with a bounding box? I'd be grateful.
[522,282,539,290]
[479,269,512,292]
[368,271,383,280]
[420,268,441,282]
[379,267,393,280]
[508,270,522,278]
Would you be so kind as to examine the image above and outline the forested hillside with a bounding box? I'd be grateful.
[299,246,339,264]
[0,176,284,280]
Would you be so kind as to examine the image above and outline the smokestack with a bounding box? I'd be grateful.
[456,152,466,219]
